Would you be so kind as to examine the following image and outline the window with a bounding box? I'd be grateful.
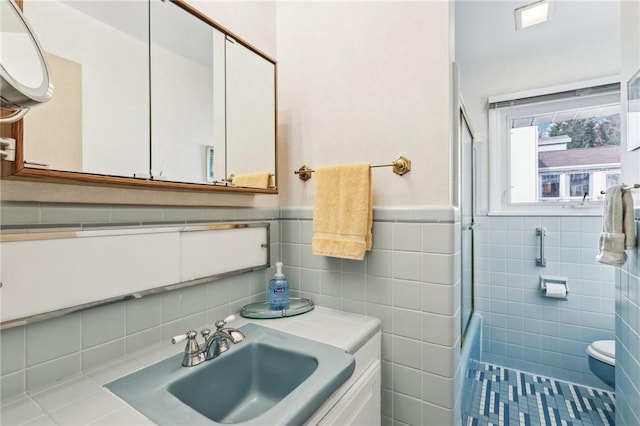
[568,173,590,198]
[540,174,559,198]
[489,78,621,215]
[606,172,621,188]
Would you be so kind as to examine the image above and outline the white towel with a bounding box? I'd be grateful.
[596,184,636,266]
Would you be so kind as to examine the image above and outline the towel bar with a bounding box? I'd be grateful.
[600,183,640,194]
[294,156,411,181]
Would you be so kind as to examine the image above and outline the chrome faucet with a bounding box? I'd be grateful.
[171,330,205,367]
[171,315,245,367]
[202,315,245,360]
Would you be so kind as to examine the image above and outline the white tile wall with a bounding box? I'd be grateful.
[0,273,271,400]
[279,207,461,426]
[1,203,461,426]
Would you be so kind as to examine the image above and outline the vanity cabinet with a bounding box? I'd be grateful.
[317,361,381,426]
[0,307,381,424]
[0,0,277,193]
[306,331,382,426]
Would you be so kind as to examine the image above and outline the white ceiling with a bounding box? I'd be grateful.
[455,0,621,66]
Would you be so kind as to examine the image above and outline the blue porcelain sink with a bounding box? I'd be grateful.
[106,323,355,425]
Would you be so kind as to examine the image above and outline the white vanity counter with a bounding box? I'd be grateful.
[0,307,381,425]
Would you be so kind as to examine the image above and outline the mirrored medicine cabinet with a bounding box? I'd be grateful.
[0,0,277,193]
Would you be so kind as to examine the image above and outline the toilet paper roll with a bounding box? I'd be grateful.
[544,283,567,298]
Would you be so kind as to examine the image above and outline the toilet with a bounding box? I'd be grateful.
[587,340,615,387]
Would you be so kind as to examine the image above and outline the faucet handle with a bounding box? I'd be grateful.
[171,330,197,344]
[215,314,236,330]
[171,330,205,367]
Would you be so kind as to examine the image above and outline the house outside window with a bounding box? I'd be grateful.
[489,79,621,215]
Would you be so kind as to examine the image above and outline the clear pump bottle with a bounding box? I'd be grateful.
[268,262,289,310]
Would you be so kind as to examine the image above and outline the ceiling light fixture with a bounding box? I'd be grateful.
[515,0,553,31]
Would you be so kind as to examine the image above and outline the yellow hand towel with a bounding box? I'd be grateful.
[231,172,272,189]
[312,163,372,260]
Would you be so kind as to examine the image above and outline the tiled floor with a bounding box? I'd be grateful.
[467,363,615,426]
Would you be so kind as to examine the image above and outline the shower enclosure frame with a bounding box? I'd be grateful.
[459,100,476,347]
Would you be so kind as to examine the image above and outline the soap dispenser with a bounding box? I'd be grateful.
[269,261,289,310]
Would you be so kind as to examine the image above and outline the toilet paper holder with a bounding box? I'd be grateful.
[540,275,569,299]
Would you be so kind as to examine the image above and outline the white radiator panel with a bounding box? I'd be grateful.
[0,224,269,326]
[180,227,268,281]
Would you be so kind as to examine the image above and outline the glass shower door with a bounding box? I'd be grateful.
[460,106,475,344]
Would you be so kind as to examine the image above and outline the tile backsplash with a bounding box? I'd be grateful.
[278,206,462,426]
[0,202,278,400]
[1,202,464,426]
[0,273,269,398]
[0,202,278,230]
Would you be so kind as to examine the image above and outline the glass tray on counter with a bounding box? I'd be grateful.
[240,298,314,319]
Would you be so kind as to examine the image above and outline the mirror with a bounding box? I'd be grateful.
[3,0,277,193]
[0,0,54,123]
[21,0,150,177]
[226,37,276,187]
[149,0,225,184]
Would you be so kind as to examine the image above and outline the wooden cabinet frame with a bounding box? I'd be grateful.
[0,0,278,195]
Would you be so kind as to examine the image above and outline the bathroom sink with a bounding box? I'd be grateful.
[106,323,355,425]
[168,342,318,423]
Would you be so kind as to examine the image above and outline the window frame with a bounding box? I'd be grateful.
[488,77,621,216]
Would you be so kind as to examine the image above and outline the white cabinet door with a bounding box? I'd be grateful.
[317,360,381,426]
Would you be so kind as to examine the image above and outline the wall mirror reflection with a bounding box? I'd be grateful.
[150,0,223,184]
[2,0,277,193]
[225,36,276,188]
[22,0,150,177]
[0,0,54,124]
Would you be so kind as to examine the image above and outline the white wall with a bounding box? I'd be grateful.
[276,1,454,208]
[185,0,276,59]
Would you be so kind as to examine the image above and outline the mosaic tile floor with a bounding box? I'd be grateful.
[467,364,615,426]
